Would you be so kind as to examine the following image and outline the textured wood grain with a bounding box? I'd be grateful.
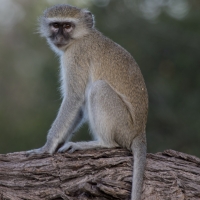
[0,149,200,200]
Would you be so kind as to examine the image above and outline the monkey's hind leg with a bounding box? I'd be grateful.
[58,80,133,153]
[87,80,135,149]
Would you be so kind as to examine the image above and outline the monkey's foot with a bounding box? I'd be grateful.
[58,142,79,153]
[58,141,110,153]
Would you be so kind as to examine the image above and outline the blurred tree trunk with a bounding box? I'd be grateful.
[0,149,200,200]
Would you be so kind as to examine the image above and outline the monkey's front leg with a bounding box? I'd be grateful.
[27,97,84,155]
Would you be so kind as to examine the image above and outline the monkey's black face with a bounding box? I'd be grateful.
[49,22,74,48]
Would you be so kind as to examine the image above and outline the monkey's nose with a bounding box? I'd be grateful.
[55,36,64,44]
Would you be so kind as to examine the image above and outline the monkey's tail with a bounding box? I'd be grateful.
[131,134,146,200]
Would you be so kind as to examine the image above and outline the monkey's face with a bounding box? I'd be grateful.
[48,21,74,50]
[39,5,94,54]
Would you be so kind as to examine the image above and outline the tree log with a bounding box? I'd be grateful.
[0,149,200,200]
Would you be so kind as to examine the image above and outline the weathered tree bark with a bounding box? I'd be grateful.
[0,149,200,200]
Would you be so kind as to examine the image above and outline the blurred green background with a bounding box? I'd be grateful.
[0,0,199,156]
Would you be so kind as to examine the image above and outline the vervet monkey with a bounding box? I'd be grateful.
[28,4,148,200]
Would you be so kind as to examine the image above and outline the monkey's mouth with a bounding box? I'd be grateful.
[55,43,66,48]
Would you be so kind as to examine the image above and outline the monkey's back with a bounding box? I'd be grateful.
[88,30,148,136]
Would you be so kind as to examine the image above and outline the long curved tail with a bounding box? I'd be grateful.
[131,134,146,200]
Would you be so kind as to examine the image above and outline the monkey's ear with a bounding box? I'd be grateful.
[84,10,92,16]
[83,9,95,28]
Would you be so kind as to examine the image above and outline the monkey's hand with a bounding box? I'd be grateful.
[26,143,54,157]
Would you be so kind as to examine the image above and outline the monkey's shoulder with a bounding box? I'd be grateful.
[83,30,135,63]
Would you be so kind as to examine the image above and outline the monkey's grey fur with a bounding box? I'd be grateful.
[28,4,148,200]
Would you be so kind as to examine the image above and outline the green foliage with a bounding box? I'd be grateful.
[0,0,199,156]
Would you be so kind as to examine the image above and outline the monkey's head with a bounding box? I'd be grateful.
[39,4,94,53]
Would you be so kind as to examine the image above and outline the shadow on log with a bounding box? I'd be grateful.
[0,149,200,200]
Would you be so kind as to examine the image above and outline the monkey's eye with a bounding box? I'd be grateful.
[63,23,72,29]
[52,23,59,29]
